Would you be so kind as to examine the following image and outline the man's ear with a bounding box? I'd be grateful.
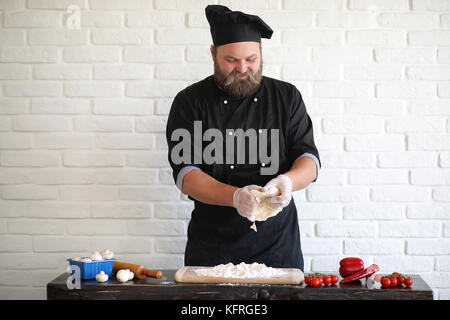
[210,45,215,62]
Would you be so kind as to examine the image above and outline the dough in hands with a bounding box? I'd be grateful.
[248,187,282,232]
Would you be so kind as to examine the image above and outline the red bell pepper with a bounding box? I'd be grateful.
[339,257,364,277]
[340,264,380,284]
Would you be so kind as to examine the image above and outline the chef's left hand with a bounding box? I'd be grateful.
[262,174,293,208]
[233,184,264,220]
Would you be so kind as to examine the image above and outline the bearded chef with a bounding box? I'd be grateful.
[166,5,320,271]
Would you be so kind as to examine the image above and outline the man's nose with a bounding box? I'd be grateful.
[235,61,248,74]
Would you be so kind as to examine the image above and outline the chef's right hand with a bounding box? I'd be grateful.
[232,185,263,220]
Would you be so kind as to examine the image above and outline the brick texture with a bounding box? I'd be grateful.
[0,0,448,300]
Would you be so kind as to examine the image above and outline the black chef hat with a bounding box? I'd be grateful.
[205,5,273,47]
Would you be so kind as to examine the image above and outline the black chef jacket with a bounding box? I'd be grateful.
[165,75,320,271]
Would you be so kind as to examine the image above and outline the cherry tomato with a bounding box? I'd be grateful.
[323,276,331,286]
[404,278,413,287]
[392,272,400,277]
[390,277,398,287]
[311,277,322,287]
[305,276,313,286]
[331,275,339,284]
[397,276,405,285]
[381,277,391,288]
[316,277,323,286]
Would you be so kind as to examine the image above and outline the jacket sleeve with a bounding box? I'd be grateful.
[286,87,321,182]
[165,90,202,192]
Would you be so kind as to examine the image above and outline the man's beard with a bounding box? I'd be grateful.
[214,60,263,98]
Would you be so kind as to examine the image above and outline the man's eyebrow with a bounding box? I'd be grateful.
[223,54,257,59]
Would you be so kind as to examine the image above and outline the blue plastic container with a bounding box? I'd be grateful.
[67,258,116,280]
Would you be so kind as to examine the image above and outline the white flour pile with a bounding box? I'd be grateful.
[194,262,286,278]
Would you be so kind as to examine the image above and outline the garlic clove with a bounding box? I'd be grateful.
[96,271,109,283]
[128,271,134,280]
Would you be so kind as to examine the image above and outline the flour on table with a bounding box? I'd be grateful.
[194,262,286,278]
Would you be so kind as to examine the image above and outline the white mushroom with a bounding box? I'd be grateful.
[96,271,109,283]
[90,251,103,261]
[116,269,133,283]
[102,249,114,260]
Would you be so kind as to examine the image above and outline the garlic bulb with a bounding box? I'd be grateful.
[80,257,92,262]
[96,271,109,283]
[102,249,114,260]
[116,269,133,283]
[90,251,103,261]
[72,257,82,261]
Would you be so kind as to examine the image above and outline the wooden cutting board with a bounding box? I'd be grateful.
[174,266,304,285]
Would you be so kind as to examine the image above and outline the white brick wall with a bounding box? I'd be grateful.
[0,0,449,300]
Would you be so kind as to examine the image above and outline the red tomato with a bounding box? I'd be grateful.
[305,276,313,286]
[404,278,413,287]
[390,277,398,287]
[331,275,339,284]
[381,277,391,288]
[392,272,400,277]
[397,276,405,285]
[316,277,323,286]
[311,277,322,287]
[323,276,331,286]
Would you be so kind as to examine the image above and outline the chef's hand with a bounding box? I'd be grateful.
[262,174,293,208]
[233,185,263,219]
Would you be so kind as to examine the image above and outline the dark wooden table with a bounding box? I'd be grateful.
[47,270,433,300]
